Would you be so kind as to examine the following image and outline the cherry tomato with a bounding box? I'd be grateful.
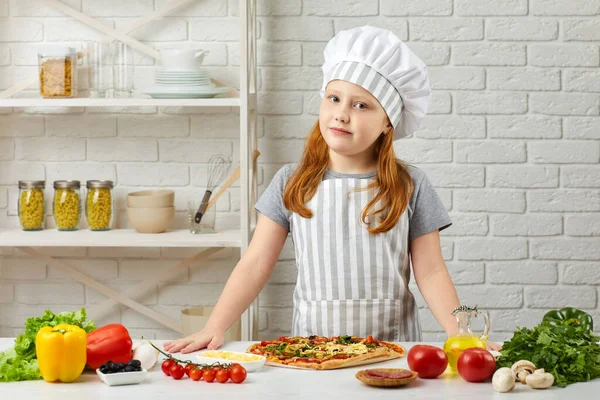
[203,369,216,383]
[407,344,448,379]
[184,363,195,377]
[161,359,175,376]
[189,368,203,381]
[170,363,185,380]
[216,369,229,383]
[457,348,496,383]
[230,365,247,384]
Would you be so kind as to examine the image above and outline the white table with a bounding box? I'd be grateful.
[1,339,598,399]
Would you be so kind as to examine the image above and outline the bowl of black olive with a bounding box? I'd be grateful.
[96,359,148,386]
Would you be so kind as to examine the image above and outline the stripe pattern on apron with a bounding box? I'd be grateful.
[289,177,422,342]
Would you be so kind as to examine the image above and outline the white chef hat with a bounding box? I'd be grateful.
[320,26,431,140]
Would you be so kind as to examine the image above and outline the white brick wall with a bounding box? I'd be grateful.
[0,0,599,343]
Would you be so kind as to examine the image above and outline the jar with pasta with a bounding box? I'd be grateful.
[18,181,46,231]
[53,180,81,231]
[86,180,114,231]
[38,46,78,98]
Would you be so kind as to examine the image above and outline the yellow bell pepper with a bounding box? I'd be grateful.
[35,324,87,383]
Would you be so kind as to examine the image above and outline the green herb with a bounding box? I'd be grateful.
[0,308,96,382]
[337,335,353,344]
[496,319,600,388]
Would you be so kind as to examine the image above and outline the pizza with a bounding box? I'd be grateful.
[246,335,405,370]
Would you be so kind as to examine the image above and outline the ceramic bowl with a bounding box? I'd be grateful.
[126,206,175,234]
[96,368,148,386]
[127,190,174,208]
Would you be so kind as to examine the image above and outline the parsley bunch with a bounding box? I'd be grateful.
[496,319,600,387]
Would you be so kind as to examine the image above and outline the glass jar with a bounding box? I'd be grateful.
[86,180,114,231]
[18,180,46,231]
[53,180,81,231]
[38,46,78,98]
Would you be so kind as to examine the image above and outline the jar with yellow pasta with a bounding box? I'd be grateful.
[18,181,46,231]
[86,180,114,231]
[38,46,78,98]
[53,180,81,231]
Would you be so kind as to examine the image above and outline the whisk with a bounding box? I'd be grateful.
[194,154,232,223]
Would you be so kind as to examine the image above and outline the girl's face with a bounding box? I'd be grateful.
[319,80,392,158]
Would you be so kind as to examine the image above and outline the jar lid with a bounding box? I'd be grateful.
[86,180,114,189]
[53,180,80,189]
[18,180,45,189]
[39,46,76,57]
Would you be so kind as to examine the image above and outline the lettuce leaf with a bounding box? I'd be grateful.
[0,308,96,382]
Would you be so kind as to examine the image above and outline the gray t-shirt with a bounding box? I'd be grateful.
[255,163,452,241]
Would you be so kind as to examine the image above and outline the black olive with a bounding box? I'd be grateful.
[124,366,136,372]
[118,362,126,369]
[109,362,119,372]
[128,360,142,368]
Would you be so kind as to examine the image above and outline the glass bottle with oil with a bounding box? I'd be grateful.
[443,305,490,371]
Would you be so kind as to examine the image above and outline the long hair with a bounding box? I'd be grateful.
[283,121,414,234]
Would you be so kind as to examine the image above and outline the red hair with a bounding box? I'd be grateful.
[283,121,414,234]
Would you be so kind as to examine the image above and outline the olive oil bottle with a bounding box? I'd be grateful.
[443,305,490,371]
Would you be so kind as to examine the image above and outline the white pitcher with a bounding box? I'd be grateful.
[159,49,209,71]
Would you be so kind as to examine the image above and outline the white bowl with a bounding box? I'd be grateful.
[96,368,148,386]
[196,350,266,372]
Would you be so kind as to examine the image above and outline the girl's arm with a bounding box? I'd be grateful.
[164,214,289,353]
[410,230,460,336]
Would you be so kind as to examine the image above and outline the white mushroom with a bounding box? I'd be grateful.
[511,360,536,384]
[492,367,516,393]
[526,369,554,389]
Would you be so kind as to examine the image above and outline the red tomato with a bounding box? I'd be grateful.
[161,359,175,376]
[457,348,496,383]
[230,365,247,384]
[190,368,203,381]
[170,364,185,380]
[184,363,195,377]
[216,369,229,383]
[407,344,448,379]
[203,369,216,383]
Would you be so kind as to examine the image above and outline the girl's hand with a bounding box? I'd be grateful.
[163,329,225,354]
[486,341,503,351]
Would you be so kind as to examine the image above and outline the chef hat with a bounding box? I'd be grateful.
[320,26,431,140]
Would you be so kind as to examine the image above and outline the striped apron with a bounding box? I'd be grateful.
[289,176,422,342]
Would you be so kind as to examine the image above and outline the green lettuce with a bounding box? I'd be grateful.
[0,308,96,382]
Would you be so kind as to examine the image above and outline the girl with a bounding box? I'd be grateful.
[165,26,495,354]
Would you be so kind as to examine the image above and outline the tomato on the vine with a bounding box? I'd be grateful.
[170,364,185,380]
[189,368,203,381]
[216,369,229,383]
[230,365,247,384]
[161,359,175,376]
[203,369,216,382]
[184,363,195,377]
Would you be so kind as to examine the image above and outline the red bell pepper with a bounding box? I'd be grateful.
[86,323,133,369]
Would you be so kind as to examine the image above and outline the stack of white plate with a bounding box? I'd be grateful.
[144,69,229,99]
[155,70,212,86]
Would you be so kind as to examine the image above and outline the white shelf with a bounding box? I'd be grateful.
[0,228,242,248]
[0,97,242,108]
